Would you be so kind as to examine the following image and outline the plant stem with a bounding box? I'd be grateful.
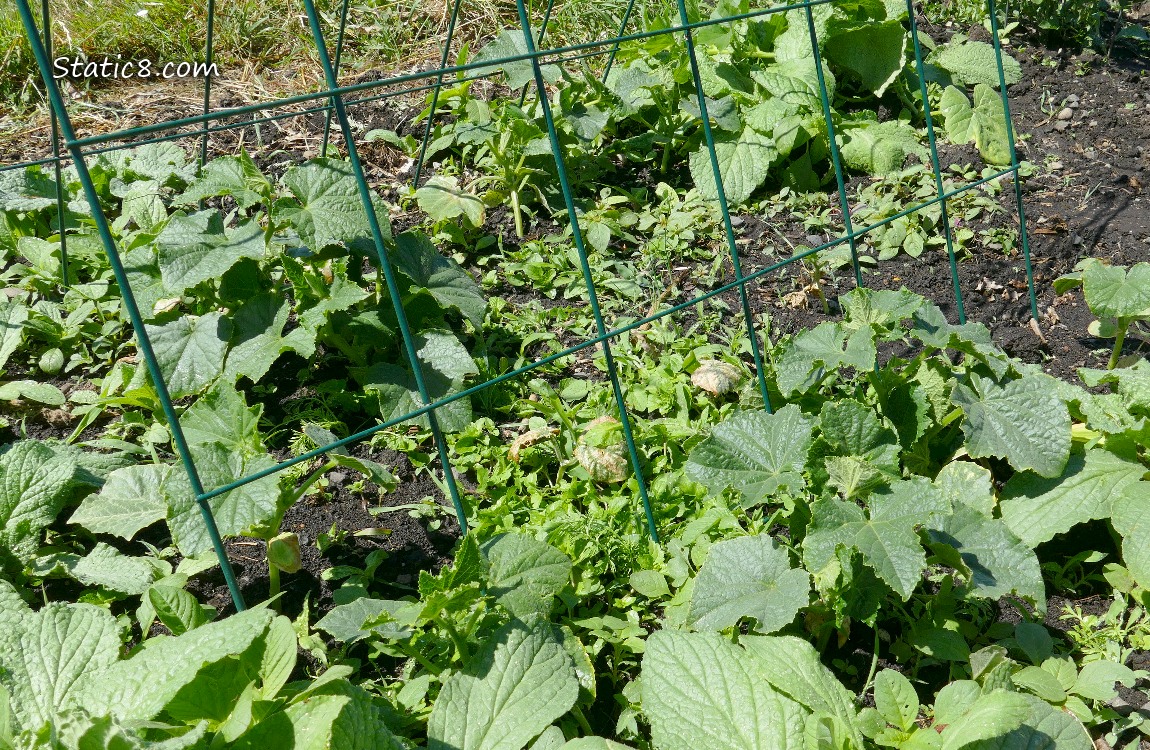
[511,191,524,237]
[572,704,594,735]
[858,627,882,704]
[442,618,470,664]
[268,561,280,612]
[1109,318,1130,370]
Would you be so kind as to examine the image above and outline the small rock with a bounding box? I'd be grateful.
[328,472,347,486]
[729,215,744,227]
[1054,121,1070,132]
[1057,107,1073,120]
[1049,160,1064,170]
[1066,93,1080,103]
[806,234,823,246]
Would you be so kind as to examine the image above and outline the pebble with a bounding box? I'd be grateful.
[1057,107,1074,120]
[729,216,744,227]
[1054,121,1070,132]
[1050,161,1064,170]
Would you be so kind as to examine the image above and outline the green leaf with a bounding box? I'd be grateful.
[223,293,314,384]
[145,312,233,398]
[154,211,265,296]
[938,690,1031,750]
[640,631,807,750]
[180,383,265,456]
[1071,659,1139,701]
[0,440,76,568]
[0,603,120,734]
[928,506,1045,610]
[81,607,275,722]
[1000,445,1143,547]
[53,542,163,596]
[68,463,169,539]
[0,299,28,372]
[629,570,671,598]
[740,635,861,745]
[392,231,487,325]
[148,585,216,635]
[774,323,877,396]
[1112,482,1150,589]
[0,380,66,405]
[165,444,280,555]
[685,404,815,506]
[473,31,561,89]
[933,40,1021,87]
[416,175,485,227]
[1010,666,1066,703]
[689,128,776,205]
[362,330,477,433]
[938,85,1011,165]
[427,617,579,750]
[688,535,810,633]
[175,152,271,209]
[277,159,392,254]
[961,693,1091,750]
[953,374,1070,478]
[934,461,995,517]
[874,670,918,731]
[0,165,58,212]
[482,533,572,618]
[1079,259,1150,319]
[839,121,925,175]
[804,497,925,600]
[233,679,408,750]
[825,20,907,96]
[316,598,411,643]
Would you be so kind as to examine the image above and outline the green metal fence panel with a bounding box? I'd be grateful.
[8,0,1038,613]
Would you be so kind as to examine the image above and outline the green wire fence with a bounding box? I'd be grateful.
[7,0,1038,612]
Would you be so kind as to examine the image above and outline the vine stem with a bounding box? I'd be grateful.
[1109,318,1130,370]
[858,627,882,704]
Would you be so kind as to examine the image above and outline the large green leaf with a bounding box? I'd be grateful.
[1000,445,1143,546]
[315,598,411,643]
[473,30,561,89]
[939,85,1011,165]
[963,693,1091,750]
[0,603,120,734]
[953,374,1070,478]
[685,404,815,506]
[839,121,925,175]
[740,635,861,745]
[80,607,275,722]
[427,618,579,750]
[689,128,777,205]
[1080,260,1150,319]
[145,312,233,398]
[180,383,265,456]
[804,494,926,600]
[175,151,271,209]
[362,329,478,433]
[276,159,392,254]
[688,535,810,633]
[928,506,1045,610]
[482,533,572,618]
[68,463,169,539]
[640,631,806,750]
[933,40,1022,87]
[166,444,280,555]
[46,542,163,596]
[392,231,487,325]
[154,211,265,296]
[824,20,907,96]
[774,323,877,396]
[415,175,485,227]
[223,293,316,384]
[1102,482,1150,589]
[0,440,76,567]
[233,679,408,750]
